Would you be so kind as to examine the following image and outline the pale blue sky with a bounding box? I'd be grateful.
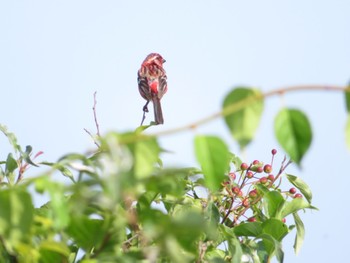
[1,1,350,262]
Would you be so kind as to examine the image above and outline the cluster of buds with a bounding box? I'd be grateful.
[220,149,303,226]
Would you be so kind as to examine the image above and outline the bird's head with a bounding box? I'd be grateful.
[142,53,166,67]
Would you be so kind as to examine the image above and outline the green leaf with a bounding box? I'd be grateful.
[222,87,264,149]
[345,114,350,151]
[233,222,262,237]
[0,188,34,246]
[262,219,289,242]
[344,88,350,112]
[230,153,243,170]
[257,233,284,262]
[292,212,305,255]
[194,135,230,191]
[41,162,75,182]
[281,198,316,218]
[263,191,285,218]
[67,216,106,251]
[36,177,70,229]
[220,225,243,262]
[0,124,21,153]
[22,145,39,167]
[39,241,71,257]
[286,174,313,203]
[274,108,312,165]
[5,153,18,174]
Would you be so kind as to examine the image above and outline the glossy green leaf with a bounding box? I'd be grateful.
[233,222,262,237]
[222,87,264,149]
[262,219,289,242]
[194,135,230,191]
[281,198,317,218]
[286,174,313,203]
[274,108,312,165]
[292,212,305,255]
[263,191,285,218]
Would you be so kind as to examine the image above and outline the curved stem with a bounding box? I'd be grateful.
[119,85,348,144]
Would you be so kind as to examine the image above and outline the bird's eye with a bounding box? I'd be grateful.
[163,59,166,63]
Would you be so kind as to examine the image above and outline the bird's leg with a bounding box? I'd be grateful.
[140,100,150,126]
[143,100,150,113]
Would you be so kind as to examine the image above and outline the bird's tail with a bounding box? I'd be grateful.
[152,97,164,124]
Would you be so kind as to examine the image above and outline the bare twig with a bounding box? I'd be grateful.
[92,91,100,137]
[84,91,101,148]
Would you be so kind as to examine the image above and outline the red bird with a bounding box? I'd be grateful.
[138,53,168,125]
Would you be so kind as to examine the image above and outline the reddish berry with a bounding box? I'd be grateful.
[267,174,275,181]
[252,160,260,165]
[282,218,286,223]
[249,189,258,198]
[229,172,236,180]
[263,164,272,173]
[248,217,256,222]
[246,171,254,178]
[232,187,241,196]
[294,193,303,198]
[256,167,264,173]
[271,149,277,155]
[242,199,250,207]
[259,177,268,184]
[289,187,297,194]
[240,163,249,170]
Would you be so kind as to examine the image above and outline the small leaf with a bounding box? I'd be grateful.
[230,153,243,170]
[67,217,106,251]
[286,174,313,203]
[220,225,243,262]
[222,87,264,149]
[262,219,289,242]
[344,87,350,112]
[257,233,284,262]
[281,198,317,218]
[0,189,34,245]
[345,114,350,151]
[263,191,285,219]
[5,153,18,173]
[22,145,39,167]
[274,108,312,165]
[194,135,230,191]
[0,124,22,153]
[292,212,305,255]
[233,222,262,237]
[134,138,160,179]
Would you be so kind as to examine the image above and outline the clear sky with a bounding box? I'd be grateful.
[1,1,350,262]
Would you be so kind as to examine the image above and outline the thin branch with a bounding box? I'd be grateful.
[92,91,100,137]
[118,84,349,144]
[84,91,101,148]
[153,85,348,137]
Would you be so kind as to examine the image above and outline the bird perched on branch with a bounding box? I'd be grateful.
[137,53,168,125]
